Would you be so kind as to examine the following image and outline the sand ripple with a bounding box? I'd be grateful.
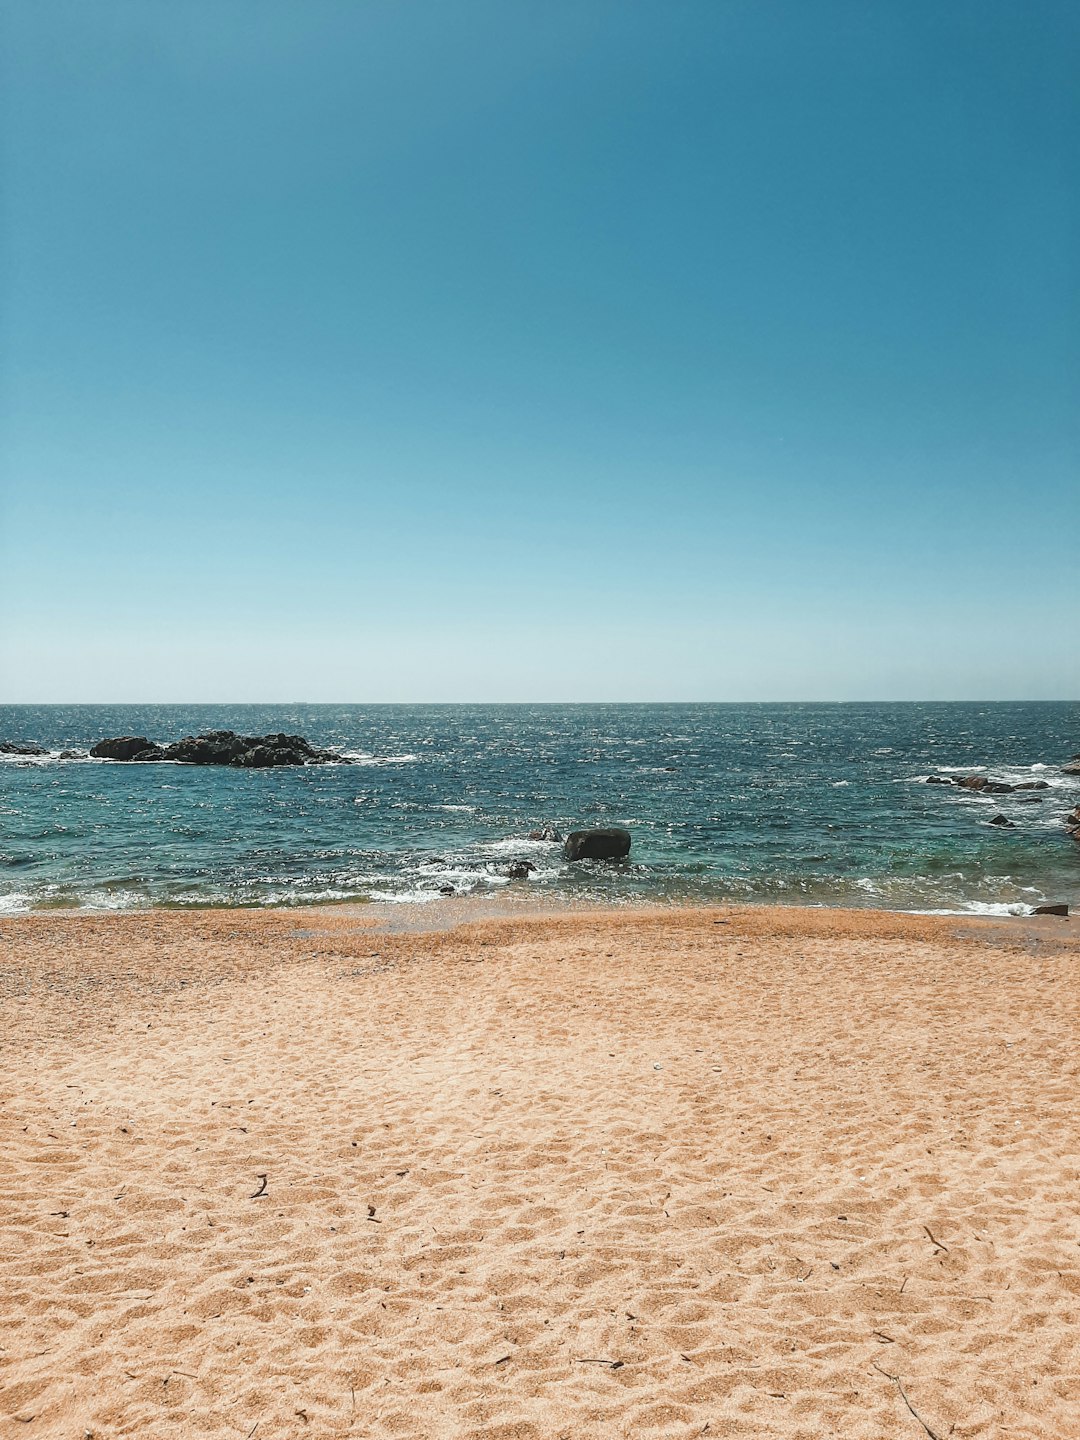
[1,906,1078,1438]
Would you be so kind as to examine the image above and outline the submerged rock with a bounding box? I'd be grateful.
[504,860,536,879]
[1014,780,1050,790]
[563,827,632,862]
[987,814,1016,828]
[925,775,953,784]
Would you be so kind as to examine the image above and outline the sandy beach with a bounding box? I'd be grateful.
[2,904,1079,1440]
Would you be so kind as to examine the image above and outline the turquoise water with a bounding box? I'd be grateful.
[1,703,1077,914]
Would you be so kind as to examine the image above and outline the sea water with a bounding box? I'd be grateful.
[1,703,1077,914]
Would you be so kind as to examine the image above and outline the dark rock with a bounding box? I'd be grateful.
[925,775,954,784]
[163,731,246,765]
[90,730,346,766]
[1033,904,1069,917]
[1016,794,1044,804]
[57,750,83,760]
[987,814,1016,827]
[563,827,632,862]
[0,741,48,755]
[527,827,562,842]
[90,736,157,761]
[504,860,536,879]
[163,731,347,767]
[1014,780,1050,790]
[1064,807,1080,831]
[439,884,456,895]
[955,775,1013,793]
[1061,760,1080,775]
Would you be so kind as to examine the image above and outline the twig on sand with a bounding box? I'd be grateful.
[250,1174,268,1199]
[922,1226,949,1254]
[873,1363,947,1440]
[576,1358,625,1369]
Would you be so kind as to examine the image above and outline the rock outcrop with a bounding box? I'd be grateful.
[90,731,347,767]
[90,736,158,761]
[563,827,632,862]
[954,775,1014,793]
[527,826,562,842]
[1033,903,1069,917]
[0,741,48,756]
[987,814,1016,827]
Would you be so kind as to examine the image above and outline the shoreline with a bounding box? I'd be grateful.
[2,888,1073,932]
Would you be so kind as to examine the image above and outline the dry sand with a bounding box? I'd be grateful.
[1,905,1079,1439]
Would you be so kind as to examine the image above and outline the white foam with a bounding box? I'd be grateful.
[477,836,555,855]
[342,752,421,767]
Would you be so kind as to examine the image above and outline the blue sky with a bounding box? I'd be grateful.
[2,1,1077,701]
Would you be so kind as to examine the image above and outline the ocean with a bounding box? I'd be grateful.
[1,702,1077,915]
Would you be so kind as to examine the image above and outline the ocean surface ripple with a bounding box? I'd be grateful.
[1,702,1077,915]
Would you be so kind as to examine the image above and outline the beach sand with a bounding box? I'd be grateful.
[1,905,1078,1439]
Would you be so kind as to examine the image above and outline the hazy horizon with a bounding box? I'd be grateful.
[3,2,1078,703]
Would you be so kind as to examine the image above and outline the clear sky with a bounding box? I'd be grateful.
[2,1,1077,702]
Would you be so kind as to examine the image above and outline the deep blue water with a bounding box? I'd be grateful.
[1,703,1077,914]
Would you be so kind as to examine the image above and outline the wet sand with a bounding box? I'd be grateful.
[1,904,1079,1438]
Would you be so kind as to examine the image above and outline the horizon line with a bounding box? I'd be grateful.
[3,698,1078,708]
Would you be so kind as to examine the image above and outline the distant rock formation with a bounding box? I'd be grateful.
[90,736,159,761]
[90,730,347,767]
[563,827,632,862]
[0,741,48,756]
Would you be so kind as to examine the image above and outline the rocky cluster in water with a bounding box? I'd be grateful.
[925,757,1080,848]
[89,730,349,767]
[924,774,1050,793]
